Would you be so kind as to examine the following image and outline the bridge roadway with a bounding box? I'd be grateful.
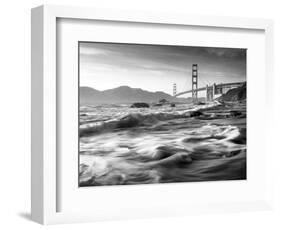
[174,81,246,97]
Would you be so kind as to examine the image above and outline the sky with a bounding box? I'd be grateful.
[79,42,246,97]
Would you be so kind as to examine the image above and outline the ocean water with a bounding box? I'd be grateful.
[79,102,246,186]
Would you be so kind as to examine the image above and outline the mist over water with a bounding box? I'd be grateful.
[79,102,246,186]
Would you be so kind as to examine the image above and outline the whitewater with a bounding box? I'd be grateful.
[79,101,246,186]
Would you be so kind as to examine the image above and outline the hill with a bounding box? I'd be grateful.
[218,83,246,102]
[80,86,189,105]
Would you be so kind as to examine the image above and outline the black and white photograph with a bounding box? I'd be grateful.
[79,42,247,187]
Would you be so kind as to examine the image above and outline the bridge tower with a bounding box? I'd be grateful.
[206,84,215,101]
[173,83,177,96]
[192,64,198,102]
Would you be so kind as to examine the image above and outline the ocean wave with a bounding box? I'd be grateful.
[79,121,246,186]
[80,102,219,137]
[79,101,247,186]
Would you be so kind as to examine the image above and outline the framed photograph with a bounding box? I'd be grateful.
[31,5,274,225]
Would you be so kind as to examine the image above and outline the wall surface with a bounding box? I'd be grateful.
[0,0,280,229]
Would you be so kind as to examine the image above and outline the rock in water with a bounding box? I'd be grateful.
[130,102,150,108]
[190,110,203,117]
[230,110,242,117]
[116,114,141,128]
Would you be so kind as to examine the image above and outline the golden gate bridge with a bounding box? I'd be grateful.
[173,64,245,102]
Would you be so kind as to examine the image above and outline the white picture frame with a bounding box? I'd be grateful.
[31,4,274,225]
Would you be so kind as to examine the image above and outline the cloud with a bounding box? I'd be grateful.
[79,42,246,93]
[203,47,246,59]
